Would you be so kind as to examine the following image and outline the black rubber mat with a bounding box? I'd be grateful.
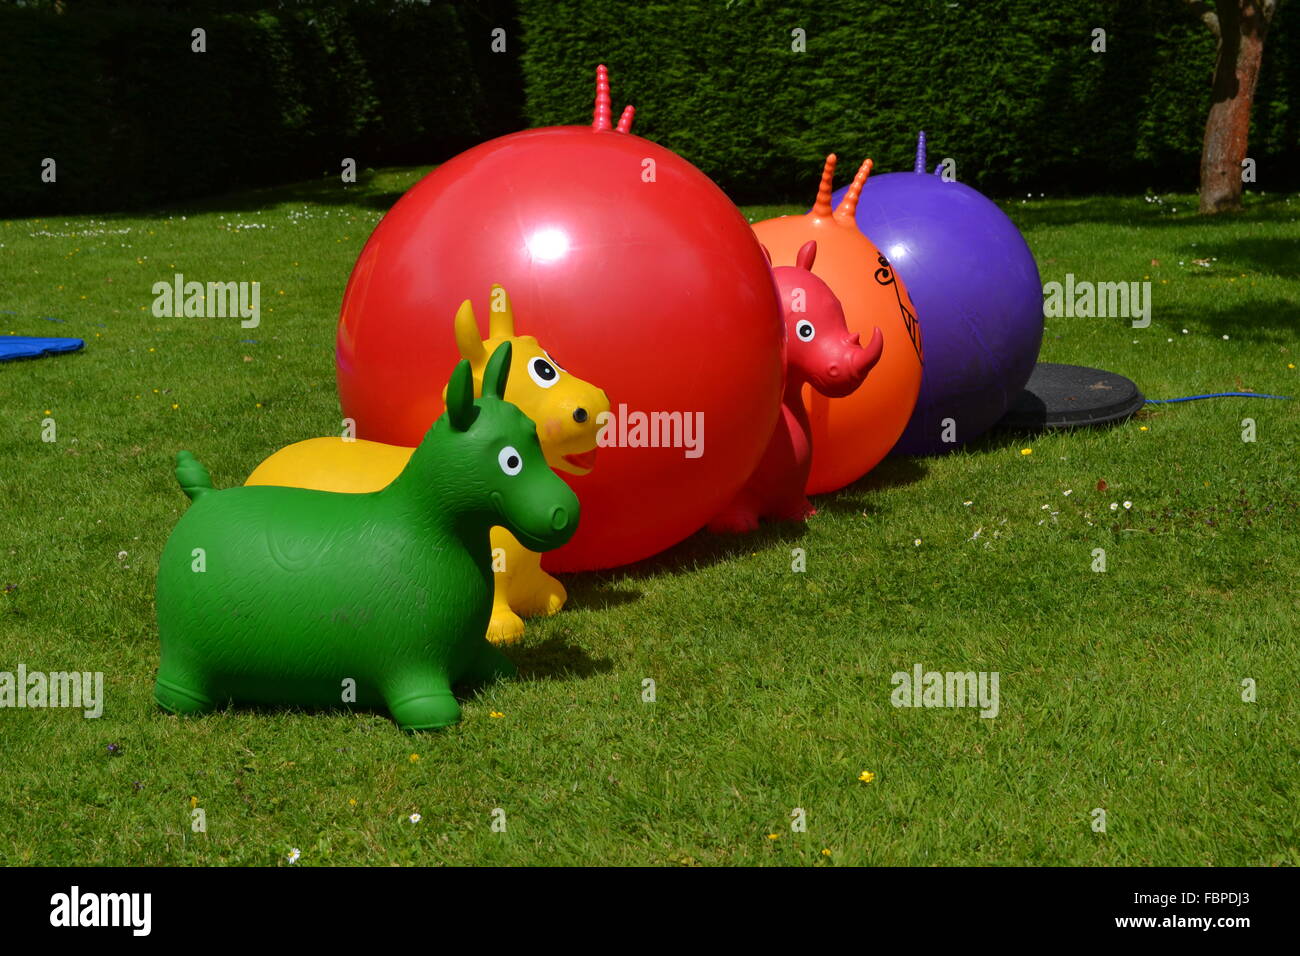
[996,363,1145,431]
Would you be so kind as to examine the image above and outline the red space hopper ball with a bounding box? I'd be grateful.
[335,66,784,571]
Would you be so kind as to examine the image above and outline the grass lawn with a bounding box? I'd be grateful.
[1,169,1297,866]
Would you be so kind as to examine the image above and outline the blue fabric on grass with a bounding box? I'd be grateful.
[0,336,85,361]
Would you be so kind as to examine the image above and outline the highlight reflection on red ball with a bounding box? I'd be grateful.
[336,66,784,571]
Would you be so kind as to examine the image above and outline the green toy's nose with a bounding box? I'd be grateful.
[550,505,572,532]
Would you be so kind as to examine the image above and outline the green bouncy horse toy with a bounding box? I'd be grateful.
[154,343,578,730]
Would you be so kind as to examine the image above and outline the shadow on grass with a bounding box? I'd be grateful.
[172,168,422,217]
[186,696,468,728]
[1171,238,1300,280]
[568,515,809,592]
[562,576,643,613]
[186,643,609,726]
[969,417,1135,451]
[813,455,930,516]
[562,457,929,602]
[56,167,432,224]
[1161,295,1300,343]
[508,634,614,682]
[1006,193,1298,230]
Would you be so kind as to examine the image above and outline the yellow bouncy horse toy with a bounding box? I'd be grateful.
[246,284,609,644]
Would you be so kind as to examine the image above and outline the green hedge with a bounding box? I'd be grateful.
[4,1,1295,214]
[517,0,1299,200]
[0,1,522,215]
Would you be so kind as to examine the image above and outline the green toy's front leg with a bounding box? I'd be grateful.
[383,670,461,731]
[154,656,216,716]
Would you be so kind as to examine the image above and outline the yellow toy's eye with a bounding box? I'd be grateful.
[498,446,523,476]
[796,321,815,342]
[528,356,560,388]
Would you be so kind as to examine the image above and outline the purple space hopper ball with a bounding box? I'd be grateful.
[830,132,1043,455]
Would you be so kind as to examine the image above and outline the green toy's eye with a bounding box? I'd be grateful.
[498,446,523,476]
[528,356,559,388]
[796,320,815,342]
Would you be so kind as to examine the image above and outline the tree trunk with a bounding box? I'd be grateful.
[1197,1,1277,215]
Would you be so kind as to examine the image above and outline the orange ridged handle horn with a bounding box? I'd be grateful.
[834,158,873,222]
[811,154,837,218]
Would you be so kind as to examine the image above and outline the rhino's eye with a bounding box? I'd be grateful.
[528,357,559,388]
[498,446,522,476]
[796,321,815,342]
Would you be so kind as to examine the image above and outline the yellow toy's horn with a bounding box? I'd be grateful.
[454,299,487,363]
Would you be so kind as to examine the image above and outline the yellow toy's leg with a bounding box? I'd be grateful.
[485,582,526,646]
[486,527,526,645]
[497,529,567,618]
[484,529,567,644]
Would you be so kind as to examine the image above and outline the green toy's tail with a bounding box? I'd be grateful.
[175,451,215,501]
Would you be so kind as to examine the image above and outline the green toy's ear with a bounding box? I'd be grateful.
[483,341,512,400]
[446,358,478,432]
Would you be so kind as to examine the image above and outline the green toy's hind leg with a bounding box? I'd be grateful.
[384,671,461,731]
[463,642,518,684]
[154,660,216,716]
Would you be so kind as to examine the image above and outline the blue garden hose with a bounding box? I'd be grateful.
[1145,392,1292,404]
